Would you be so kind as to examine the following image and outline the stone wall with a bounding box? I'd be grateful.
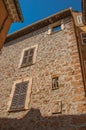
[0,16,86,129]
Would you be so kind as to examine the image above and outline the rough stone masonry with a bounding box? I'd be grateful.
[0,15,86,130]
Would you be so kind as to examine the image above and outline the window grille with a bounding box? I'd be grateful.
[52,25,61,32]
[52,77,59,90]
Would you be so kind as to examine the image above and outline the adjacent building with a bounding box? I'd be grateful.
[72,3,86,96]
[0,0,23,49]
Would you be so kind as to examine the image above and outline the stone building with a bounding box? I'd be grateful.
[72,0,86,96]
[0,0,23,50]
[0,7,86,130]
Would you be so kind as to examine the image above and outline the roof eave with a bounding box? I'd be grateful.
[6,8,72,43]
[3,0,23,22]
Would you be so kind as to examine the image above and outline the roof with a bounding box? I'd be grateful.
[3,0,23,22]
[6,8,72,43]
[82,0,86,24]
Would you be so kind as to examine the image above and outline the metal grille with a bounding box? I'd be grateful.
[52,77,59,90]
[10,81,29,111]
[21,48,35,67]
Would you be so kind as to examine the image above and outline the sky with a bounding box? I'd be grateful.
[8,0,81,34]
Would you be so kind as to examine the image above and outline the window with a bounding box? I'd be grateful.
[48,20,65,34]
[52,25,61,32]
[81,33,86,44]
[77,15,83,24]
[7,78,32,112]
[19,45,38,68]
[52,77,59,90]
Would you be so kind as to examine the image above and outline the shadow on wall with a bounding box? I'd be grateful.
[0,108,86,130]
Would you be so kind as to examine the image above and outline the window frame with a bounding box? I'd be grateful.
[7,77,32,112]
[52,76,59,90]
[18,45,38,68]
[52,25,61,33]
[48,20,64,34]
[77,15,83,25]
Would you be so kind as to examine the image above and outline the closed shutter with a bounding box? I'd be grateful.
[10,81,29,111]
[21,48,35,67]
[81,33,86,44]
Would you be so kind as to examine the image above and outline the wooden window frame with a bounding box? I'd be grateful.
[18,45,38,68]
[81,32,86,45]
[77,15,83,25]
[7,77,32,112]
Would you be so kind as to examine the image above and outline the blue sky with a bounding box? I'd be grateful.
[9,0,81,34]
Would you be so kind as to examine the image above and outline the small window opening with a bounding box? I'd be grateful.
[52,25,61,32]
[77,15,83,24]
[52,77,59,90]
